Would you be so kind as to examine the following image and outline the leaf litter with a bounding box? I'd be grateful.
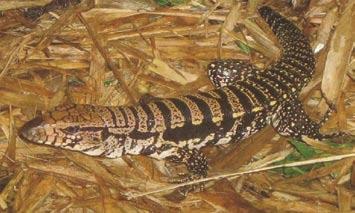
[0,0,354,212]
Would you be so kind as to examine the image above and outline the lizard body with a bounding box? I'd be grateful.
[20,6,338,189]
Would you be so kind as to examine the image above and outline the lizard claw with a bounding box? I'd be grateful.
[165,174,205,202]
[168,173,191,184]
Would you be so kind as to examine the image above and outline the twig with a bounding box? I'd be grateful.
[143,11,226,21]
[0,34,33,80]
[77,13,136,104]
[125,152,355,199]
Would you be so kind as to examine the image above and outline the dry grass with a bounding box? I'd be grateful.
[0,0,354,212]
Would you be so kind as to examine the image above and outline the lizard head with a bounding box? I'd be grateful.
[19,104,109,157]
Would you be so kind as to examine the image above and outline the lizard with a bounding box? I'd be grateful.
[20,6,341,194]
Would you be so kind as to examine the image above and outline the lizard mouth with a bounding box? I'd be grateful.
[19,116,46,143]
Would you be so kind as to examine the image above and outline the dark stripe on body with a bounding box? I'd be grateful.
[238,81,269,106]
[128,105,158,140]
[51,129,59,145]
[186,95,213,123]
[228,85,254,113]
[140,103,155,131]
[162,95,217,142]
[101,127,111,141]
[106,107,117,127]
[154,101,172,128]
[169,98,192,124]
[78,126,104,132]
[248,76,279,99]
[128,106,139,128]
[227,85,258,141]
[119,108,128,127]
[209,89,235,145]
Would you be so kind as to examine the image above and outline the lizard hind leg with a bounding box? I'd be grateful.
[271,98,341,141]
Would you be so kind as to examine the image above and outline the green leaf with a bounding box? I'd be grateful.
[155,0,186,6]
[290,140,317,159]
[271,139,347,177]
[104,79,115,87]
[155,0,170,6]
[273,153,324,177]
[284,166,306,176]
[237,41,251,54]
[170,0,186,5]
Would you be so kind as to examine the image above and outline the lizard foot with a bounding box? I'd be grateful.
[164,147,208,201]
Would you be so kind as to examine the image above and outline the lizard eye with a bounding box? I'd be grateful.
[63,126,80,134]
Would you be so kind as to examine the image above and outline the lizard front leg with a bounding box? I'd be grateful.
[164,147,208,199]
[207,59,261,88]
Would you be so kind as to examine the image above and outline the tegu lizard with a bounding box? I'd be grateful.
[20,6,341,194]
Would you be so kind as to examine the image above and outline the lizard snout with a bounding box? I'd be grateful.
[19,116,46,143]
